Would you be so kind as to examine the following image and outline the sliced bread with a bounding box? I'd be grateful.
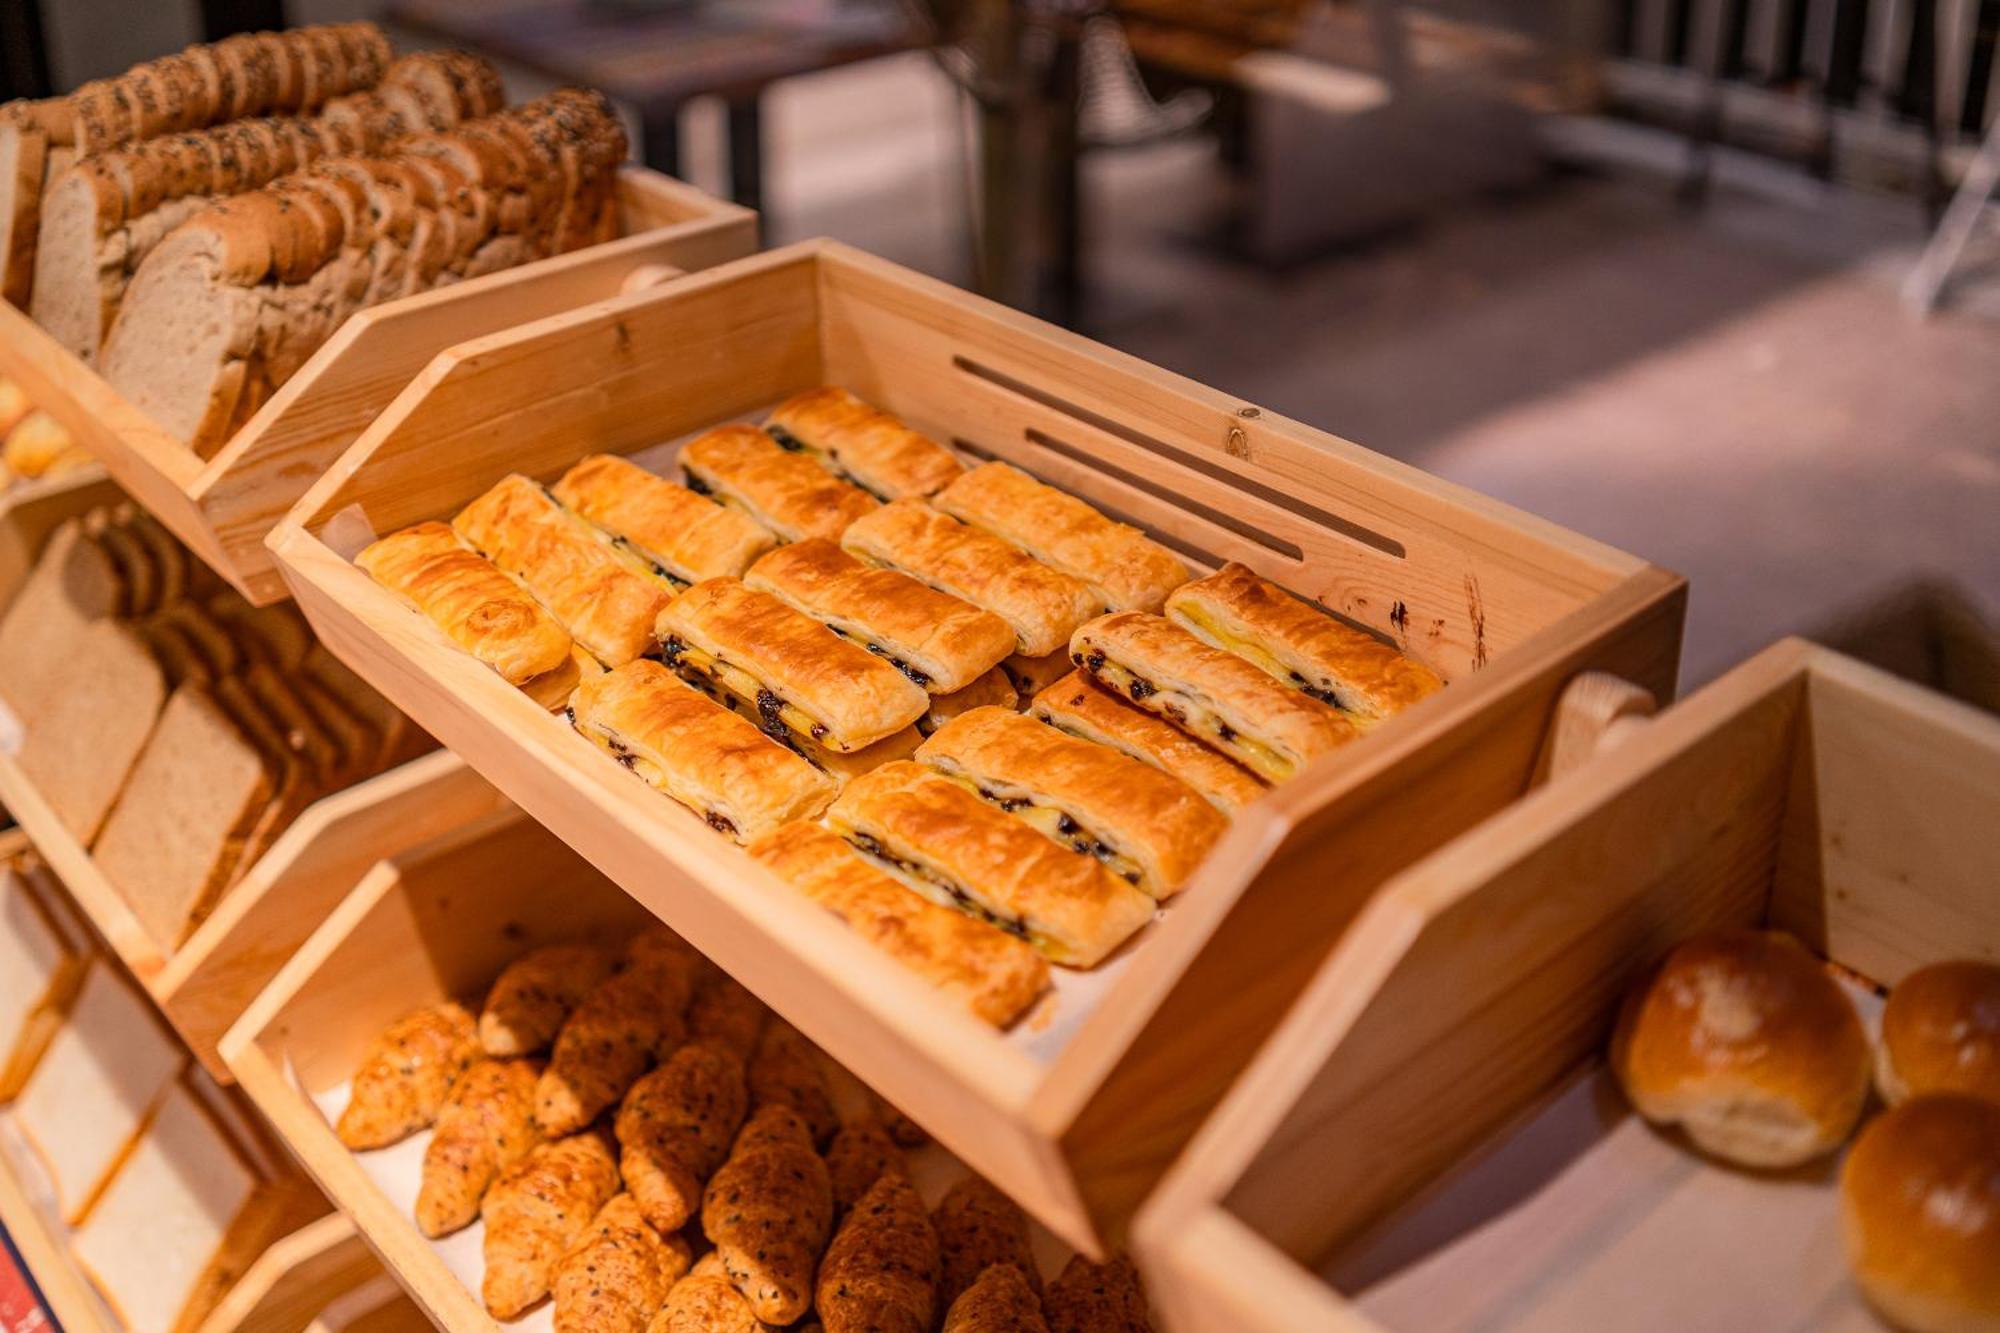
[0,516,125,716]
[17,619,166,844]
[0,864,87,1101]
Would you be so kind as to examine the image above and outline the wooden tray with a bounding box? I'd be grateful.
[223,808,1125,1333]
[0,476,515,1079]
[0,167,755,604]
[1132,639,2000,1331]
[269,238,1688,1253]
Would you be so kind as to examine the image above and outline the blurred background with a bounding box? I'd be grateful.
[10,0,1996,695]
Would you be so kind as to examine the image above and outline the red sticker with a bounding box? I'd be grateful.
[0,1224,56,1333]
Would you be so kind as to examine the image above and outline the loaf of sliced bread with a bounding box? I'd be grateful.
[0,104,49,305]
[0,863,87,1101]
[18,619,166,844]
[0,517,123,716]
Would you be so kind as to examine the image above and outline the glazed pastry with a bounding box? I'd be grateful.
[945,1264,1050,1333]
[452,473,672,666]
[826,763,1155,968]
[417,1057,541,1238]
[789,723,923,786]
[1166,562,1442,724]
[935,462,1186,612]
[745,539,1013,695]
[917,707,1228,899]
[616,1041,750,1234]
[553,1193,693,1333]
[536,953,698,1136]
[1069,612,1360,782]
[654,1252,777,1333]
[1044,1254,1154,1332]
[481,1129,620,1319]
[686,971,768,1059]
[816,1171,939,1333]
[824,1114,906,1216]
[355,521,573,686]
[1031,671,1265,814]
[935,1176,1042,1308]
[748,822,1049,1027]
[922,667,1019,736]
[841,499,1104,658]
[335,1001,478,1150]
[553,453,776,586]
[764,386,964,499]
[747,1018,838,1149]
[480,944,619,1057]
[1000,649,1074,701]
[702,1104,833,1323]
[568,660,837,844]
[681,424,879,543]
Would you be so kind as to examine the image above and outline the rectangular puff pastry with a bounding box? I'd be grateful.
[551,453,775,586]
[1032,671,1266,814]
[744,539,1015,695]
[915,706,1228,899]
[567,660,835,843]
[747,821,1048,1027]
[1167,562,1443,725]
[451,474,672,666]
[921,666,1017,736]
[840,499,1103,659]
[999,649,1073,700]
[827,762,1154,968]
[356,521,572,687]
[654,577,929,753]
[680,424,879,544]
[764,386,965,500]
[934,461,1189,612]
[789,723,922,786]
[1069,612,1360,782]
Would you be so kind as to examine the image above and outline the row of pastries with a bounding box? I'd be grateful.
[356,387,1445,1021]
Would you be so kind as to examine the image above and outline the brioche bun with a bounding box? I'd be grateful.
[1879,960,2000,1106]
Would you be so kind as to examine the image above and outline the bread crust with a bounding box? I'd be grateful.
[1031,670,1264,813]
[1877,960,2000,1105]
[923,667,1017,737]
[554,453,775,585]
[356,520,574,687]
[765,386,964,500]
[682,424,881,545]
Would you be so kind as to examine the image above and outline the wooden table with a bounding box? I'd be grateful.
[384,0,922,214]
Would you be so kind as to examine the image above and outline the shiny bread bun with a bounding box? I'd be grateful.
[1609,928,1870,1167]
[1841,1094,2000,1333]
[1879,960,2000,1106]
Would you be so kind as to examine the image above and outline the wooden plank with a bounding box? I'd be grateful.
[194,1213,382,1333]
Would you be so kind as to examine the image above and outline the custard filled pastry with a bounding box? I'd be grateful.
[552,453,775,586]
[765,386,965,500]
[1030,672,1265,814]
[681,424,879,543]
[922,667,1019,737]
[356,521,573,688]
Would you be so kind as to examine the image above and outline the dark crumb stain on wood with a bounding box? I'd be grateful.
[1389,600,1410,637]
[1464,574,1488,668]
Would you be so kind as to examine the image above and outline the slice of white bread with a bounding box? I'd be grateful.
[18,619,166,844]
[0,104,49,306]
[0,863,88,1100]
[72,1078,296,1333]
[94,684,275,952]
[13,959,185,1223]
[0,517,125,717]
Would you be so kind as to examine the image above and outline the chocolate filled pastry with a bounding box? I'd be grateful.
[681,424,879,543]
[841,499,1103,659]
[826,762,1154,968]
[922,667,1019,737]
[655,577,928,753]
[935,461,1186,613]
[1877,959,2000,1105]
[356,521,574,688]
[764,386,965,500]
[1166,562,1442,724]
[1609,928,1870,1168]
[1031,672,1265,814]
[552,453,775,586]
[1068,612,1359,783]
[745,539,1014,695]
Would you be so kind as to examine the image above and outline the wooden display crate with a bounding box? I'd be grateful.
[1132,639,2000,1331]
[268,238,1688,1253]
[0,475,514,1078]
[0,168,755,605]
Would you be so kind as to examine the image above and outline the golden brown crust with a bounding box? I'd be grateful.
[936,462,1186,612]
[841,499,1104,658]
[553,1193,692,1333]
[654,1253,772,1333]
[1840,1095,2000,1332]
[336,1001,478,1150]
[924,667,1019,736]
[746,1019,838,1149]
[816,1172,939,1333]
[1044,1255,1153,1333]
[747,822,1049,1027]
[701,1104,833,1323]
[1070,612,1359,782]
[1166,563,1443,723]
[791,724,923,787]
[766,386,964,499]
[945,1264,1051,1333]
[569,661,836,843]
[745,539,1014,694]
[553,453,775,584]
[935,1176,1042,1310]
[481,1130,620,1320]
[535,957,696,1136]
[655,578,928,752]
[826,762,1155,969]
[615,1042,750,1236]
[824,1115,906,1216]
[452,475,671,666]
[1878,960,2000,1105]
[1031,671,1265,814]
[681,424,879,543]
[916,707,1228,899]
[418,1057,540,1238]
[480,944,619,1057]
[1609,929,1870,1168]
[1000,650,1073,700]
[686,971,768,1059]
[356,521,572,686]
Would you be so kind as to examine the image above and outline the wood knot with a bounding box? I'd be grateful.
[1225,425,1250,459]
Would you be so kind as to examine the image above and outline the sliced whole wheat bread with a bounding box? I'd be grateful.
[18,620,166,845]
[0,518,125,717]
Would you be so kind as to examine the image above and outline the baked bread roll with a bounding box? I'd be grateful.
[336,1001,479,1150]
[479,943,619,1057]
[1840,1094,2000,1333]
[701,1103,833,1324]
[935,1176,1041,1309]
[481,1128,620,1319]
[553,1192,692,1333]
[416,1056,539,1238]
[1609,928,1869,1168]
[945,1263,1050,1333]
[816,1171,939,1333]
[1044,1253,1154,1332]
[824,1114,905,1216]
[1878,959,2000,1105]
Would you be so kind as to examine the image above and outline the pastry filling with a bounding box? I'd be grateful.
[851,551,1024,652]
[658,634,836,749]
[1075,649,1293,781]
[568,708,741,840]
[933,770,1145,887]
[837,830,1037,945]
[1174,605,1370,717]
[543,484,687,591]
[764,425,891,501]
[822,625,931,688]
